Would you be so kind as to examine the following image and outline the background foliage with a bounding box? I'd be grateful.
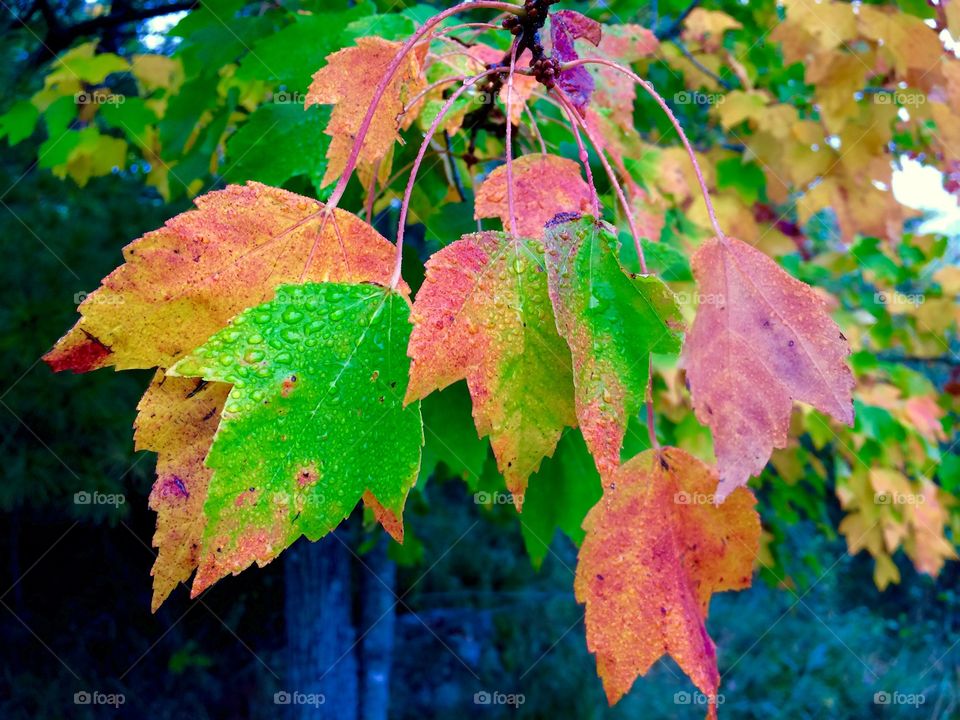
[1,0,958,717]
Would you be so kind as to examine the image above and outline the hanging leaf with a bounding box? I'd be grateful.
[306,36,426,186]
[405,231,576,508]
[474,153,594,237]
[134,372,230,611]
[170,282,423,594]
[544,216,683,476]
[575,447,760,716]
[520,428,602,569]
[44,182,401,373]
[550,10,601,111]
[680,236,854,500]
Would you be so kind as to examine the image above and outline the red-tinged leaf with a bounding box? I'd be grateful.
[553,10,603,47]
[474,153,593,237]
[306,36,426,187]
[405,231,576,507]
[544,216,682,477]
[550,11,600,111]
[586,25,659,125]
[680,236,854,499]
[44,182,403,373]
[134,371,230,611]
[575,448,760,716]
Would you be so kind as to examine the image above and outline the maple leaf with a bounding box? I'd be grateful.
[170,282,423,594]
[680,236,854,499]
[550,10,602,111]
[584,24,659,126]
[520,429,601,569]
[544,216,683,477]
[405,231,576,508]
[306,36,426,187]
[682,8,742,51]
[575,447,760,715]
[44,182,401,373]
[474,153,594,237]
[134,371,230,611]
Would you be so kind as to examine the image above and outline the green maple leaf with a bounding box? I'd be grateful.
[544,216,683,477]
[170,281,423,594]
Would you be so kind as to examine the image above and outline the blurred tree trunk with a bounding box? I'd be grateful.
[359,536,396,720]
[285,531,358,720]
[284,527,397,720]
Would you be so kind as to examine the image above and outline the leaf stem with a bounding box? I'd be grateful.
[525,102,547,154]
[504,39,520,237]
[551,87,648,274]
[555,92,600,218]
[325,1,525,210]
[563,57,725,240]
[392,67,503,289]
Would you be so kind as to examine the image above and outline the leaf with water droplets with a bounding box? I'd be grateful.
[680,236,854,500]
[306,35,426,187]
[135,371,230,612]
[474,153,593,238]
[575,447,759,715]
[405,231,576,508]
[169,282,422,594]
[44,182,401,373]
[544,216,683,477]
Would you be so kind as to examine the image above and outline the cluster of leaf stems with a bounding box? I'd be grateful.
[315,0,726,450]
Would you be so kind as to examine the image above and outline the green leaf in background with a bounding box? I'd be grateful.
[421,382,488,485]
[170,282,423,593]
[520,429,602,569]
[545,216,683,477]
[224,103,331,190]
[0,100,39,145]
[236,3,375,92]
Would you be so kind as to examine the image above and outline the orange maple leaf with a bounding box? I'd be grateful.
[474,153,593,237]
[306,36,426,187]
[576,448,760,717]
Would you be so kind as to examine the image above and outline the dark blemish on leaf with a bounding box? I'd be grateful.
[370,370,379,382]
[187,379,209,398]
[546,211,582,228]
[788,340,795,347]
[596,574,604,581]
[202,407,217,422]
[660,606,667,616]
[171,475,189,498]
[762,319,771,328]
